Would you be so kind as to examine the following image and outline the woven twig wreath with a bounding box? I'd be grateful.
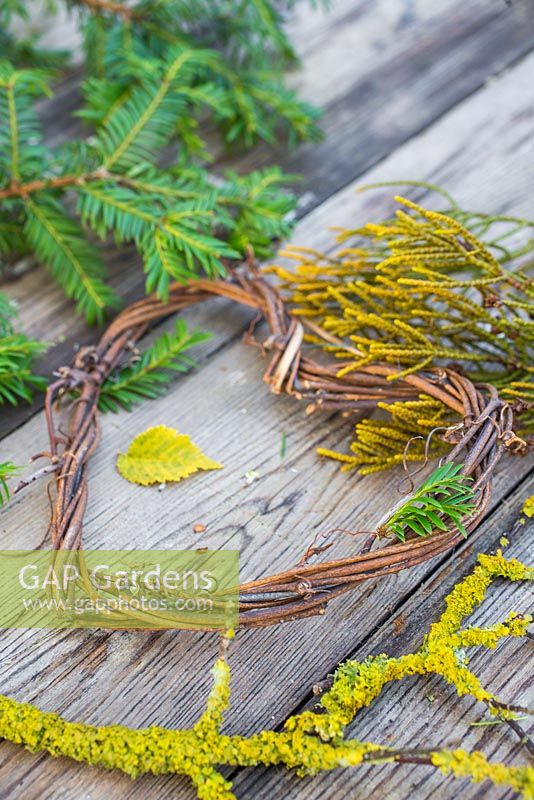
[28,268,528,627]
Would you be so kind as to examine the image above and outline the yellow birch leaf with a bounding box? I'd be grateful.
[117,425,222,486]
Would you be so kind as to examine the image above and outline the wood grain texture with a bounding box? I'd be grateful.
[1,0,533,437]
[0,466,530,800]
[0,45,533,797]
[232,478,534,800]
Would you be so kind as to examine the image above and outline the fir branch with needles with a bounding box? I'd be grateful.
[0,292,46,405]
[381,462,476,542]
[69,0,324,148]
[98,319,209,412]
[0,0,322,348]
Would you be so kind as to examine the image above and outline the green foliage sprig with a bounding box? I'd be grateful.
[0,292,46,405]
[99,318,209,412]
[0,460,20,505]
[382,462,476,542]
[0,0,322,334]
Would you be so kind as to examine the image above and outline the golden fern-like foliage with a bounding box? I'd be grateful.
[317,393,453,474]
[271,194,534,472]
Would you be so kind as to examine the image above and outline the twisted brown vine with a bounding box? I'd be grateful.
[18,267,529,628]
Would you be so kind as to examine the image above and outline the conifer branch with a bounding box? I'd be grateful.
[99,319,209,412]
[0,63,52,188]
[0,1,321,339]
[273,193,534,471]
[23,194,120,324]
[98,47,214,171]
[0,292,46,405]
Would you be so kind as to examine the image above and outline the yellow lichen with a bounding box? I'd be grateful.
[0,549,532,798]
[431,750,534,796]
[523,496,534,519]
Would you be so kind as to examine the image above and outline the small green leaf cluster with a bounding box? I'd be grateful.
[99,318,209,412]
[0,293,46,405]
[0,0,322,332]
[0,460,20,505]
[384,462,476,542]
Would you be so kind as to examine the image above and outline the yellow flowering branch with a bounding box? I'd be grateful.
[0,550,532,797]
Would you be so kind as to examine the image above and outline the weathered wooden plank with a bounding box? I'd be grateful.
[231,481,534,800]
[231,0,534,200]
[2,0,533,437]
[0,45,533,800]
[0,471,531,799]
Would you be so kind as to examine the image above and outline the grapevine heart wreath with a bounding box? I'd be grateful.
[12,195,532,628]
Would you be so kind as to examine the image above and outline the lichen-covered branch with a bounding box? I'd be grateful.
[0,549,532,798]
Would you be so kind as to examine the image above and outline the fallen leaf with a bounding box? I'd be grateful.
[117,425,222,486]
